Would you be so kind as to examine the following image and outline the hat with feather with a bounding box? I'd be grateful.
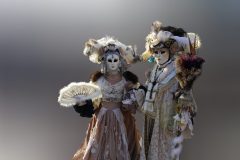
[141,21,201,62]
[141,21,205,91]
[83,36,138,66]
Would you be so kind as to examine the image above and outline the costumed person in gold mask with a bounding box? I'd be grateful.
[58,36,143,160]
[140,21,205,160]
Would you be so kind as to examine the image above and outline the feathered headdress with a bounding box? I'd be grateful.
[141,21,201,62]
[83,36,138,65]
[141,20,205,91]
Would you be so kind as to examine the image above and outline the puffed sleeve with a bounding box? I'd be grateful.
[134,85,147,109]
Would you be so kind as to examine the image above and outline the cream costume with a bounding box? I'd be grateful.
[77,76,130,160]
[140,21,204,160]
[58,36,142,160]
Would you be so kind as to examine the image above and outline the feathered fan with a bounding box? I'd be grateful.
[58,82,102,107]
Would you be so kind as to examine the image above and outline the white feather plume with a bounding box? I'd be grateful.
[151,20,162,33]
[172,36,189,50]
[156,31,173,44]
[187,32,201,49]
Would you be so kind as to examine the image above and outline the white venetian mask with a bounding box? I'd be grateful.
[153,48,170,65]
[106,53,120,72]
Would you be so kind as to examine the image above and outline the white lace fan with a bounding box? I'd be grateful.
[58,82,102,107]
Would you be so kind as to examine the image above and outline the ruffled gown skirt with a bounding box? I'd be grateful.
[122,110,141,160]
[72,107,131,160]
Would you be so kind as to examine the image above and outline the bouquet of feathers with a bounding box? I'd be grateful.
[175,53,205,91]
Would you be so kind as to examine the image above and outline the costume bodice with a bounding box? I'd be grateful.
[96,76,125,102]
[149,60,176,85]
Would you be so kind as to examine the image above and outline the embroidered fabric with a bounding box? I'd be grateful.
[96,77,125,103]
[140,62,197,159]
[140,80,178,160]
[142,61,176,118]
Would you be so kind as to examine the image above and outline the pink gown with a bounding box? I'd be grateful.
[72,76,141,160]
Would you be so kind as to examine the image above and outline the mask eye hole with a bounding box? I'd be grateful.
[161,51,165,54]
[154,51,158,54]
[108,59,112,62]
[113,59,118,62]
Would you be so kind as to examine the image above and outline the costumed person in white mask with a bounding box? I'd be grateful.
[140,21,205,160]
[58,36,142,160]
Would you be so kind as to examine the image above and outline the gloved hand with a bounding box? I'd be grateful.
[73,99,94,118]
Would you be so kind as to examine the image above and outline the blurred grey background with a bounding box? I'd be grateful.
[0,0,239,160]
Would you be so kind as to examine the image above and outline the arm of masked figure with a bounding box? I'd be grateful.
[173,89,197,139]
[134,85,147,112]
[121,85,146,114]
[72,81,102,118]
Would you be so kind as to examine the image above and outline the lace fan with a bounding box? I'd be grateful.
[58,82,102,107]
